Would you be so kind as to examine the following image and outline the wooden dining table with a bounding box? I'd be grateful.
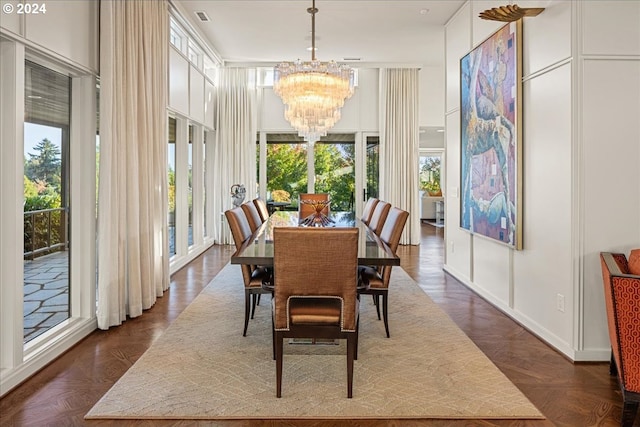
[230,211,400,267]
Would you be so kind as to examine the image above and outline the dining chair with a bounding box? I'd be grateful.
[298,193,330,218]
[361,197,379,225]
[253,197,270,222]
[273,227,359,398]
[224,206,272,336]
[599,251,640,427]
[367,200,391,235]
[359,207,409,338]
[241,201,264,232]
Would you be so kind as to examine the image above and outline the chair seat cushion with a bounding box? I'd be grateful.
[289,297,341,325]
[359,266,385,289]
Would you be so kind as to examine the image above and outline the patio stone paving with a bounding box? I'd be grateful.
[23,251,69,342]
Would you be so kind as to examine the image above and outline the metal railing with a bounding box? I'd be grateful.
[23,207,68,260]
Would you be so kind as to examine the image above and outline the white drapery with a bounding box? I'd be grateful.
[211,68,258,244]
[379,69,421,245]
[97,0,170,329]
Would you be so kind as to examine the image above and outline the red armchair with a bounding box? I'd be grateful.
[600,251,640,427]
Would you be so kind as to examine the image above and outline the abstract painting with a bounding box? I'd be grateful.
[460,21,523,249]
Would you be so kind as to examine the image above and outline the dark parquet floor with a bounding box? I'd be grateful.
[0,224,636,426]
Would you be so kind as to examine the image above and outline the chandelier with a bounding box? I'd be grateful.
[273,0,354,144]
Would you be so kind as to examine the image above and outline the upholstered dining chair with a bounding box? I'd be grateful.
[599,251,640,427]
[361,197,379,226]
[359,207,409,338]
[224,206,271,336]
[367,200,391,235]
[241,201,264,232]
[253,197,270,222]
[298,193,330,218]
[272,227,359,398]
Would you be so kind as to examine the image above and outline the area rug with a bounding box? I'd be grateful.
[86,264,543,420]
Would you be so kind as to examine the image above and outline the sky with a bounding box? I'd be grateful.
[24,122,61,158]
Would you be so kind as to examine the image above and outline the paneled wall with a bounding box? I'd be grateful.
[444,0,640,360]
[1,0,98,72]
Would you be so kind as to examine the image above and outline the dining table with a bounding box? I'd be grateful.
[230,210,400,267]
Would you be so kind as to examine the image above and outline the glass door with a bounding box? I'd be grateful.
[313,140,355,212]
[260,133,357,215]
[23,60,71,343]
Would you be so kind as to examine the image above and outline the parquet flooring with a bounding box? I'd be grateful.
[0,225,635,426]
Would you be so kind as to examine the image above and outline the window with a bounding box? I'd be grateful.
[168,117,177,257]
[419,153,443,196]
[23,60,71,343]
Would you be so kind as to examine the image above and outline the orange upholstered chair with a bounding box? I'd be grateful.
[298,193,330,219]
[272,227,359,398]
[600,250,640,427]
[361,197,379,226]
[225,207,271,336]
[359,207,409,337]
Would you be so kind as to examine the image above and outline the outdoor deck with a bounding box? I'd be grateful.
[23,251,69,342]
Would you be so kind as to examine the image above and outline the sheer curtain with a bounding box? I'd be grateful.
[379,68,420,245]
[211,68,257,244]
[97,0,170,329]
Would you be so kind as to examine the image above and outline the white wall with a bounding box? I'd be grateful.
[419,65,445,128]
[443,0,640,361]
[0,0,98,72]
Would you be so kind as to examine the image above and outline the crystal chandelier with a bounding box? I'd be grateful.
[273,0,354,144]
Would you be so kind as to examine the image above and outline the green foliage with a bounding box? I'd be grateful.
[168,168,176,213]
[314,143,355,211]
[24,176,39,199]
[265,144,308,205]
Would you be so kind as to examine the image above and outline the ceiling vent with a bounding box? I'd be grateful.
[343,57,361,61]
[195,11,210,22]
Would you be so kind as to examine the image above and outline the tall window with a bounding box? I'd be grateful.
[23,60,71,343]
[366,136,380,200]
[187,124,194,247]
[168,117,176,257]
[260,134,357,213]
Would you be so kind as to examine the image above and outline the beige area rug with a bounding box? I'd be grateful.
[86,264,543,420]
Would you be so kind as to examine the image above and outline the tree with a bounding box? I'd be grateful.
[265,144,308,204]
[25,138,62,192]
[314,143,355,211]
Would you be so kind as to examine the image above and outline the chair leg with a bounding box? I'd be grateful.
[275,331,284,398]
[251,293,258,319]
[346,333,355,398]
[256,293,261,306]
[374,294,381,320]
[382,293,390,338]
[609,351,618,376]
[243,290,251,336]
[621,399,639,427]
[354,317,359,361]
[272,315,276,360]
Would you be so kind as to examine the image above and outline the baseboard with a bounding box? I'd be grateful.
[0,318,97,397]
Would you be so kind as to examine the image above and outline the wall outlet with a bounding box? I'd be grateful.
[556,294,565,312]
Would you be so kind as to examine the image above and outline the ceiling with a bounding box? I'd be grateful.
[174,1,465,67]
